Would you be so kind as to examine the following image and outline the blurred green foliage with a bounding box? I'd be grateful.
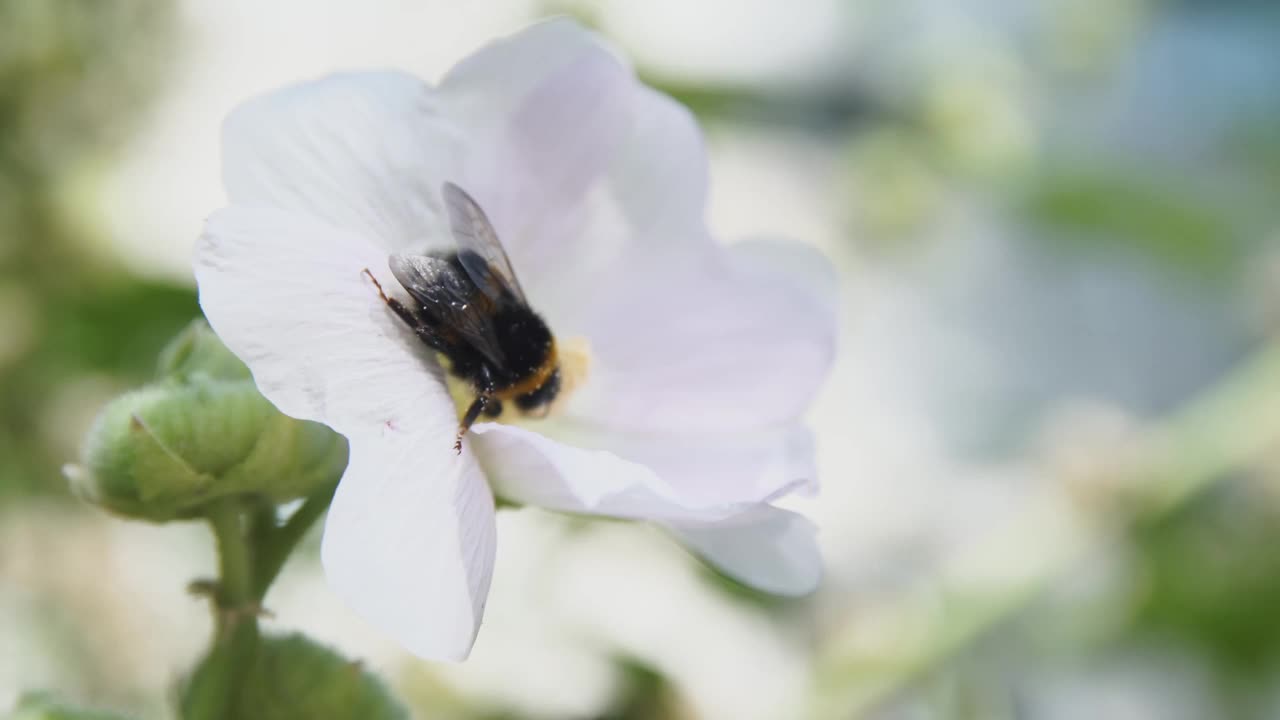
[6,693,132,720]
[597,659,689,720]
[1126,477,1280,685]
[0,0,195,502]
[1023,167,1241,280]
[471,659,687,720]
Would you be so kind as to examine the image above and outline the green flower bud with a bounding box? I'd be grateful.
[155,318,253,382]
[182,634,408,720]
[7,692,132,720]
[66,320,348,521]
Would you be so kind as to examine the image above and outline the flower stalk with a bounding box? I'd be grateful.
[182,498,258,720]
[251,485,338,598]
[181,487,338,720]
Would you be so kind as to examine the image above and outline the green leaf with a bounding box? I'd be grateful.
[183,633,408,720]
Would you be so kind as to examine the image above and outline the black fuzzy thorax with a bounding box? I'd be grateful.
[447,303,554,390]
[421,252,556,396]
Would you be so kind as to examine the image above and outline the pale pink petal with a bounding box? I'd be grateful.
[222,71,459,251]
[471,422,820,595]
[602,85,710,243]
[322,430,496,661]
[195,207,450,438]
[566,239,838,434]
[665,506,822,596]
[441,18,624,112]
[512,83,715,331]
[443,20,706,249]
[196,206,497,659]
[439,18,636,276]
[471,422,813,521]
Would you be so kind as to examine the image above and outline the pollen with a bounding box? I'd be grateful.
[442,357,476,415]
[555,335,592,406]
[441,336,592,425]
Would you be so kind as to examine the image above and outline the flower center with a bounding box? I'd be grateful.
[443,335,592,425]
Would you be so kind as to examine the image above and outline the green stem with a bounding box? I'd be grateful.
[182,484,339,719]
[208,499,255,627]
[182,498,259,720]
[251,483,338,599]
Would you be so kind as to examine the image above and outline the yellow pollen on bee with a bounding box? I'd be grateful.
[555,335,592,407]
[442,359,476,416]
[441,336,593,425]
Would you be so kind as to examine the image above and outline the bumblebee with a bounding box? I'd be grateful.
[363,182,560,453]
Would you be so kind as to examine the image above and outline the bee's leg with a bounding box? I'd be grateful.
[482,399,504,418]
[454,365,501,454]
[362,268,419,327]
[362,268,450,351]
[454,395,491,455]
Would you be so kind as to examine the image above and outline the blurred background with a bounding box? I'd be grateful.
[2,0,1279,718]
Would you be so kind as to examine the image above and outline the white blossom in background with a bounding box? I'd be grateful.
[194,18,836,661]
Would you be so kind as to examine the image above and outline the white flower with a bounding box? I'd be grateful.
[193,18,836,661]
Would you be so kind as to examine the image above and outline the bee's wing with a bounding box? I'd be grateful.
[441,181,528,304]
[389,253,507,367]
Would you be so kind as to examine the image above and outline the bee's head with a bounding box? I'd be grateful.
[513,366,561,418]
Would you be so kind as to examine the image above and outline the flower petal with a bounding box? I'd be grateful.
[603,85,710,243]
[665,506,822,596]
[567,239,838,434]
[441,18,626,109]
[439,18,636,271]
[322,431,496,661]
[196,206,497,659]
[222,71,459,250]
[441,19,707,246]
[195,206,453,438]
[513,83,715,330]
[472,422,820,596]
[471,421,814,521]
